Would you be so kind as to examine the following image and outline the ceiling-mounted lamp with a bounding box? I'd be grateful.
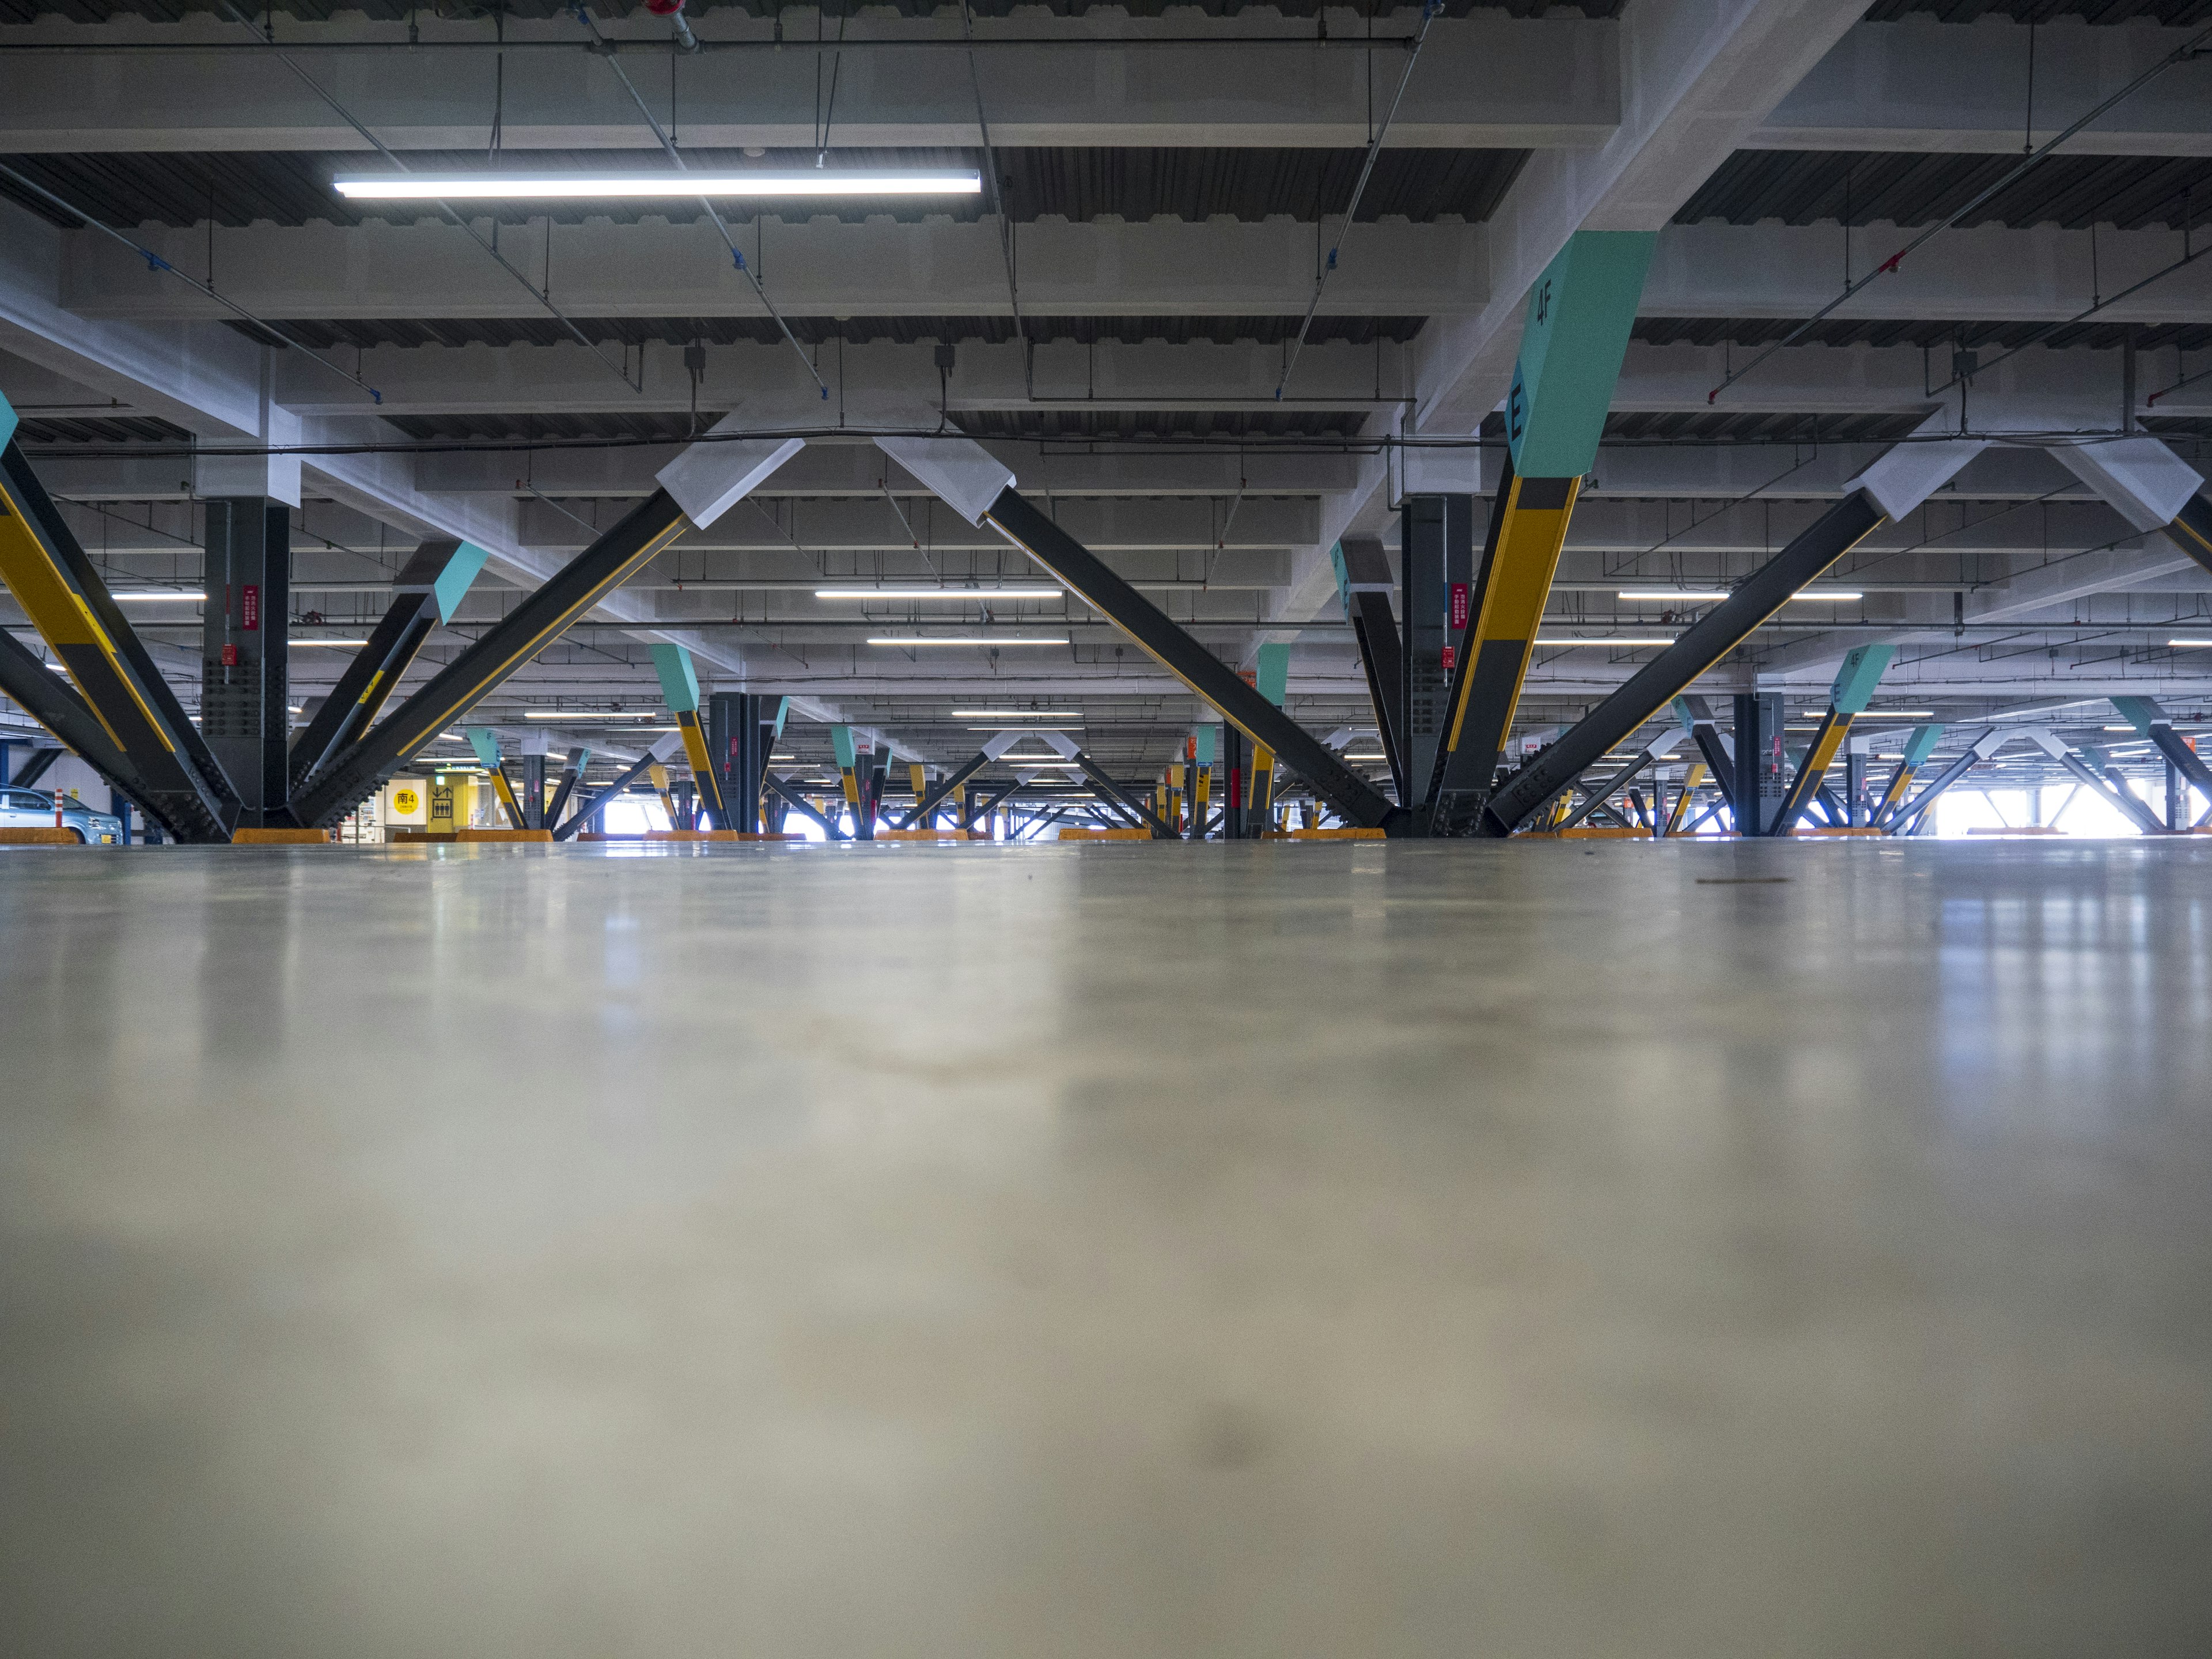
[333,171,982,202]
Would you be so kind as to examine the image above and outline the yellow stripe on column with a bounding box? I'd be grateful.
[1439,475,1581,783]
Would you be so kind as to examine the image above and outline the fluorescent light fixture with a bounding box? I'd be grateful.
[45,661,67,671]
[816,586,1061,600]
[2168,638,2212,648]
[1618,590,1727,603]
[1872,710,1934,718]
[335,170,982,201]
[868,636,1066,646]
[523,711,659,720]
[1343,752,1388,761]
[1534,636,1679,647]
[291,638,369,646]
[2104,725,2139,732]
[967,725,1078,732]
[1003,759,1084,767]
[952,709,1082,717]
[1788,591,1862,601]
[112,590,205,601]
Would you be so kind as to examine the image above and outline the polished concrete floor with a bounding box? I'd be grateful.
[1,837,2208,1657]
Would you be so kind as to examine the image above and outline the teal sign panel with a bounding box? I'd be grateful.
[650,643,701,713]
[433,542,493,624]
[831,725,858,770]
[1506,230,1657,480]
[0,387,17,452]
[1902,725,1944,768]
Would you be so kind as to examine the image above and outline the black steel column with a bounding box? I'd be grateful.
[199,499,290,826]
[2169,760,2186,832]
[1844,749,1869,827]
[1222,724,1248,839]
[521,751,547,829]
[708,691,768,834]
[1732,693,1787,836]
[1398,497,1456,810]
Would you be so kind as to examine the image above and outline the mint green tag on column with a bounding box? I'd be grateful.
[1506,230,1657,480]
[650,643,701,713]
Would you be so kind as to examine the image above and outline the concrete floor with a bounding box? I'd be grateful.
[1,837,2207,1657]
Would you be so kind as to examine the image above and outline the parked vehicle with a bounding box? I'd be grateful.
[0,788,123,843]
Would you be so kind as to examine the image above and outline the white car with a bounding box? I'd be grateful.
[0,787,124,843]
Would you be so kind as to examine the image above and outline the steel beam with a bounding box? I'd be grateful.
[763,770,846,840]
[1887,730,2008,836]
[550,734,682,841]
[1478,492,1887,835]
[288,537,487,794]
[983,486,1401,832]
[0,439,238,841]
[0,620,162,824]
[289,490,695,828]
[1333,537,1407,804]
[544,746,589,831]
[897,729,1022,830]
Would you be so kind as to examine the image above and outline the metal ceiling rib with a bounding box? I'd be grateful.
[0,0,1620,21]
[1635,317,2212,353]
[256,315,1430,350]
[1679,152,2212,233]
[1862,1,2212,19]
[0,146,1529,231]
[1478,409,1931,446]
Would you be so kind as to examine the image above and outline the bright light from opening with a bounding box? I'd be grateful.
[335,171,983,201]
[816,587,1061,600]
[868,636,1066,647]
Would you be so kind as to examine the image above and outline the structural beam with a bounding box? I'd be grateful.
[897,730,1022,831]
[651,643,728,831]
[550,733,682,841]
[289,536,489,793]
[289,431,803,827]
[0,434,238,840]
[1773,644,1894,836]
[0,619,161,825]
[1332,538,1407,804]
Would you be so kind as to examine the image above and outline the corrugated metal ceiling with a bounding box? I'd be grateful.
[0,1,1619,21]
[1679,151,2212,233]
[1635,317,2212,353]
[0,145,1529,231]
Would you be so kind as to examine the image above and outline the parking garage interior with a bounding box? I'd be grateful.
[3,2,2211,1653]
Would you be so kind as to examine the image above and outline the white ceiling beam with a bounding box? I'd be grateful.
[54,217,2212,327]
[60,214,1485,322]
[0,13,1616,152]
[1410,0,1867,440]
[1751,19,2212,157]
[263,335,1406,416]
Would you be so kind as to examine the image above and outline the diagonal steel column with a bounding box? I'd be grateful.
[1556,726,1686,832]
[762,771,847,840]
[550,734,683,840]
[0,439,238,840]
[290,491,693,827]
[1886,731,2008,836]
[897,730,1023,830]
[1477,493,1888,836]
[1774,645,1895,835]
[289,537,487,794]
[0,619,166,827]
[543,746,590,830]
[291,432,801,828]
[983,488,1402,832]
[1334,538,1408,803]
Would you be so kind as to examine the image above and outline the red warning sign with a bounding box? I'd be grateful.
[241,584,260,631]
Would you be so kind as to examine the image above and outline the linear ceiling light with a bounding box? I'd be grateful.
[1618,590,1728,603]
[1534,636,1679,647]
[816,587,1062,600]
[522,711,660,719]
[2168,638,2212,647]
[868,636,1066,646]
[112,590,206,601]
[291,638,370,646]
[1787,591,1863,601]
[334,171,983,201]
[952,709,1082,717]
